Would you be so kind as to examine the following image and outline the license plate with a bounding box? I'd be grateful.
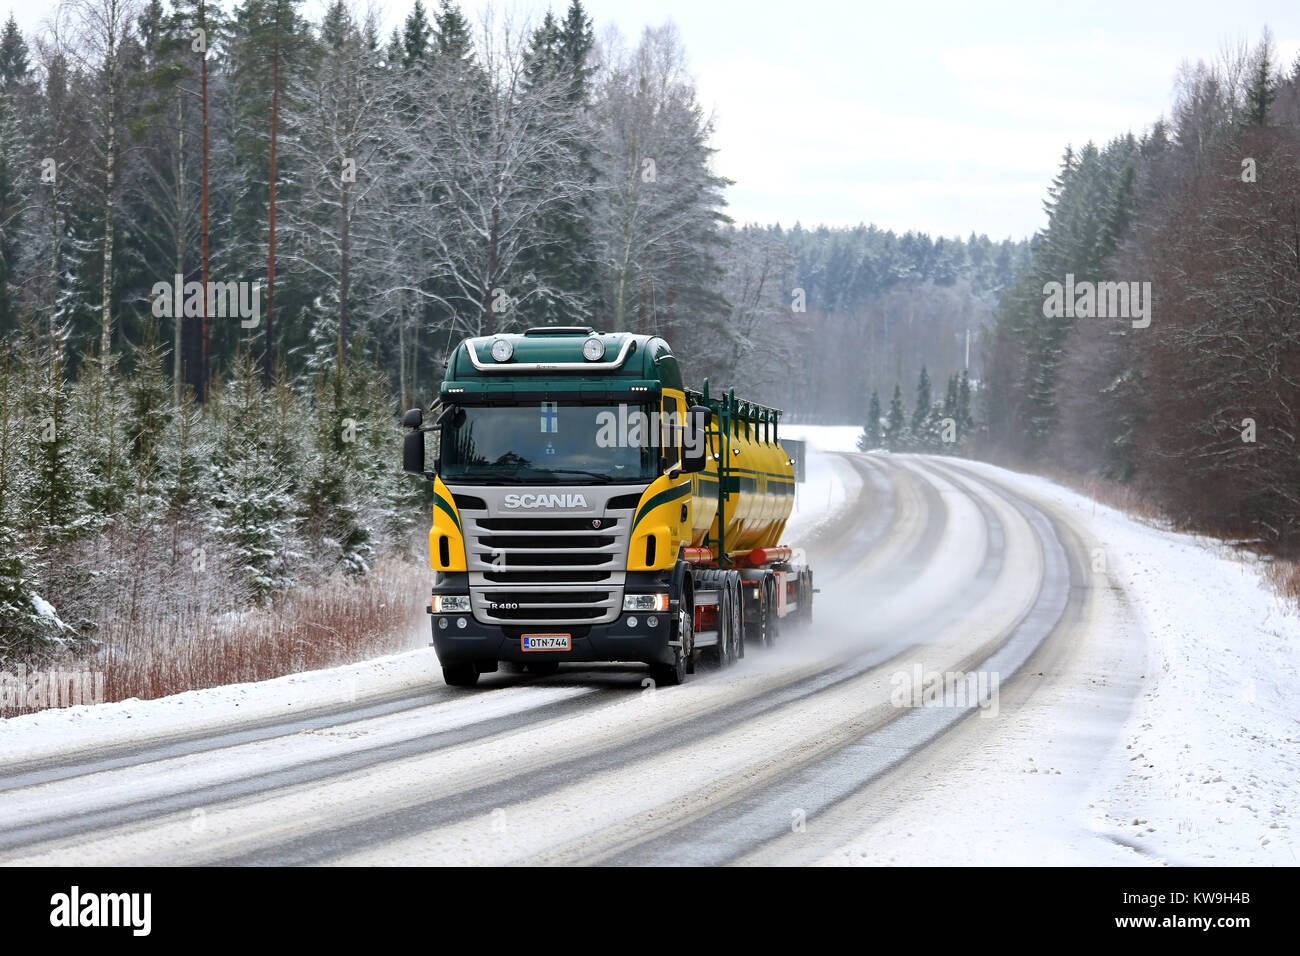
[522,633,571,651]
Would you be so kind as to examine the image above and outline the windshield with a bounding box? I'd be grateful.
[440,403,660,485]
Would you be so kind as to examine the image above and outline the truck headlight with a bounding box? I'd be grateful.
[623,593,669,612]
[434,594,472,613]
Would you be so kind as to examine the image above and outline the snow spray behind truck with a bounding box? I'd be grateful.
[402,327,813,688]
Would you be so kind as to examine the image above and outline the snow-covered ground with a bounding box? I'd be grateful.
[0,648,443,765]
[987,463,1299,866]
[781,424,863,542]
[817,451,1299,866]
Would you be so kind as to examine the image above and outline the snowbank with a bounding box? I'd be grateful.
[986,464,1300,865]
[0,648,443,766]
[828,457,1300,866]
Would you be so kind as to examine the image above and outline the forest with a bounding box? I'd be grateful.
[983,29,1300,554]
[0,0,1010,661]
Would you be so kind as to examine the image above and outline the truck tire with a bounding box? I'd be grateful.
[799,571,814,625]
[651,598,693,686]
[730,575,745,660]
[442,662,480,688]
[751,583,771,649]
[766,578,780,646]
[706,587,734,668]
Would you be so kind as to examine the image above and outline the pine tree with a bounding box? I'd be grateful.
[402,0,432,68]
[858,389,882,451]
[910,365,932,447]
[0,13,31,336]
[304,361,369,574]
[26,340,93,545]
[161,384,207,522]
[957,370,973,442]
[206,351,300,601]
[123,324,174,517]
[70,354,130,520]
[0,14,29,85]
[0,342,61,652]
[884,384,906,452]
[0,84,25,336]
[433,0,472,62]
[1244,33,1278,126]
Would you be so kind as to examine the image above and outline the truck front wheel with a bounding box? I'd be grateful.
[651,600,694,686]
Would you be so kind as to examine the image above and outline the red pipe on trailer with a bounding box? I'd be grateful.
[747,546,793,566]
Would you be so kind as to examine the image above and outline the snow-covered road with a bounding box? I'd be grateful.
[1,447,1295,865]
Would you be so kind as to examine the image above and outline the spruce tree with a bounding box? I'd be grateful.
[304,361,368,574]
[957,370,973,442]
[0,343,56,652]
[884,384,906,452]
[858,389,882,451]
[0,14,29,85]
[0,16,29,336]
[433,0,473,62]
[207,352,299,601]
[25,342,91,544]
[402,0,432,68]
[910,365,932,448]
[1244,46,1277,126]
[123,326,174,518]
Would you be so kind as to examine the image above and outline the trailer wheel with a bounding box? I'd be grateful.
[751,584,770,649]
[799,571,814,625]
[731,575,745,660]
[652,598,693,686]
[766,578,780,646]
[442,662,480,688]
[706,587,734,668]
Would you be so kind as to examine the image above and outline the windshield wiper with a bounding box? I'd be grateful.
[450,471,528,484]
[540,468,621,484]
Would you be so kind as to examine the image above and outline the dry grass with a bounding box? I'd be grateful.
[1,556,431,716]
[1010,461,1300,614]
[1262,559,1300,613]
[1032,466,1168,526]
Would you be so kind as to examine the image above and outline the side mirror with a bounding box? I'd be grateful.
[403,428,426,477]
[682,405,712,473]
[402,407,423,429]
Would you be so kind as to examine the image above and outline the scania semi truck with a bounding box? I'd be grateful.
[402,326,813,688]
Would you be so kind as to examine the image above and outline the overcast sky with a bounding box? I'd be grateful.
[7,0,1298,239]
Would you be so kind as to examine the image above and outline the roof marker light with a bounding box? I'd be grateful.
[582,338,606,361]
[490,339,513,362]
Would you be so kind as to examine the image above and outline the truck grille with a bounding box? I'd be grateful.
[476,590,616,622]
[456,499,635,626]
